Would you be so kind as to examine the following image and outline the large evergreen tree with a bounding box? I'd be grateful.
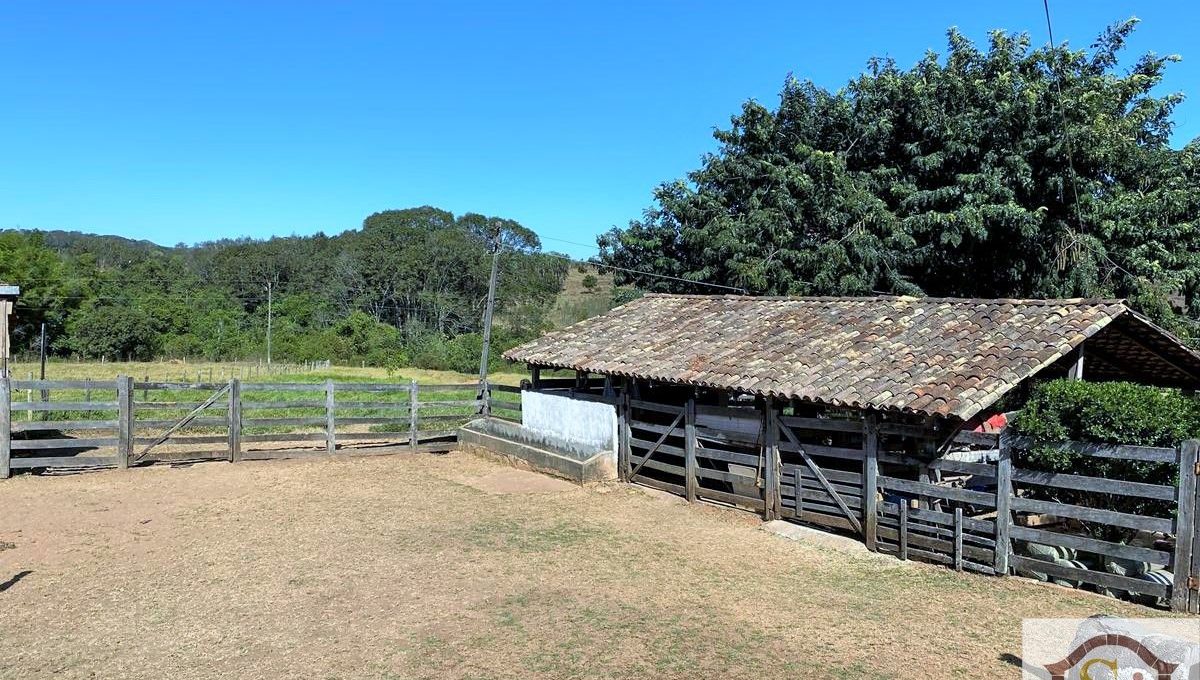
[598,20,1200,335]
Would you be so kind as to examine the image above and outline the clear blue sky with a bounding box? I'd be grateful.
[2,1,1197,260]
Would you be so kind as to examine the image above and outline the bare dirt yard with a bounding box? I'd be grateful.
[0,450,1175,679]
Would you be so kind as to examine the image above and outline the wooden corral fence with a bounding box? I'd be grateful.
[0,377,480,474]
[591,389,1200,613]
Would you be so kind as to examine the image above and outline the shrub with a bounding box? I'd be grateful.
[1011,379,1198,533]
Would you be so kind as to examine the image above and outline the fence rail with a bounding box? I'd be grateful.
[0,376,476,475]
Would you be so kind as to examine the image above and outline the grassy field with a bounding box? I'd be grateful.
[0,449,1172,679]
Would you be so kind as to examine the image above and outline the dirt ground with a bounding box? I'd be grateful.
[0,450,1176,679]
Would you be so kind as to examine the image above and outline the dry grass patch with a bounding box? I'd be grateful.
[0,451,1177,679]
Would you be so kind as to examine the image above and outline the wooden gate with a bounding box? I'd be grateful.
[775,415,865,536]
[624,399,689,495]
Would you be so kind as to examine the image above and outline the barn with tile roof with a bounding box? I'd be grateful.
[504,294,1200,424]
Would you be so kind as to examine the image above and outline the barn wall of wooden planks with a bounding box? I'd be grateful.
[521,377,1200,614]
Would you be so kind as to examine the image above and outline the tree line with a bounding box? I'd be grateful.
[598,20,1200,339]
[0,206,571,372]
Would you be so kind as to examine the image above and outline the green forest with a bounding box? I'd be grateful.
[0,207,579,372]
[7,20,1200,368]
[598,21,1200,339]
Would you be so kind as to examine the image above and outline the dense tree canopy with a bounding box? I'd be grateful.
[598,21,1200,336]
[0,207,571,368]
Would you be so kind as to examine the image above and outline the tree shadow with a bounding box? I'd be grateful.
[0,570,32,593]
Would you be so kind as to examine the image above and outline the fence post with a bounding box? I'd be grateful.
[409,379,418,450]
[898,501,909,561]
[762,399,780,520]
[227,378,241,463]
[618,388,631,481]
[0,376,10,479]
[325,379,336,454]
[862,413,879,551]
[479,378,490,418]
[993,428,1013,576]
[117,375,133,470]
[954,507,964,572]
[1170,439,1198,612]
[684,395,697,503]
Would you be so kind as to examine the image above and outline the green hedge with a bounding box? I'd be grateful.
[1010,379,1197,531]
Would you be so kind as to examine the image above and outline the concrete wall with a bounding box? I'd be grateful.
[521,390,617,457]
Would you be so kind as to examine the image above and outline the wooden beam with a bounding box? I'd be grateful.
[863,413,879,551]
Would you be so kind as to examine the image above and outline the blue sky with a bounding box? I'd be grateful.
[2,1,1197,260]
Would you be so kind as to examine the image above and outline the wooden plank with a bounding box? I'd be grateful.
[778,415,862,433]
[135,418,229,429]
[242,401,330,409]
[898,502,908,560]
[878,502,995,534]
[11,379,109,390]
[1171,441,1197,612]
[694,446,761,468]
[12,420,118,432]
[1010,525,1170,565]
[416,383,479,392]
[696,485,765,511]
[324,379,336,454]
[1011,467,1175,502]
[630,475,686,497]
[863,414,879,551]
[1007,436,1176,463]
[928,458,997,477]
[878,476,996,507]
[133,401,227,411]
[134,435,229,446]
[953,430,999,447]
[684,397,697,503]
[777,439,865,461]
[117,376,133,469]
[630,437,685,458]
[417,399,481,408]
[876,525,995,564]
[1009,497,1174,534]
[11,401,119,411]
[332,431,410,442]
[1010,555,1169,598]
[240,383,330,392]
[780,464,861,486]
[334,416,413,425]
[11,438,119,450]
[629,455,686,477]
[9,456,118,469]
[629,399,686,415]
[240,417,327,427]
[241,432,328,443]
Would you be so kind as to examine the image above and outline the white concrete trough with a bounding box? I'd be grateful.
[459,390,618,484]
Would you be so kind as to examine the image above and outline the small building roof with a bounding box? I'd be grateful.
[504,294,1200,421]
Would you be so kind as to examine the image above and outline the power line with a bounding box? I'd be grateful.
[1042,0,1087,239]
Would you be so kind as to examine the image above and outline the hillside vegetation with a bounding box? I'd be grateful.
[0,207,586,372]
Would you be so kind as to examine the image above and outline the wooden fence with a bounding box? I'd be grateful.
[603,389,1200,613]
[0,377,480,474]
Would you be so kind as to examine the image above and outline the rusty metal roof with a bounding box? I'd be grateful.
[503,294,1200,421]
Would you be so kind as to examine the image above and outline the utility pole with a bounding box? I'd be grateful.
[477,244,502,400]
[265,280,273,366]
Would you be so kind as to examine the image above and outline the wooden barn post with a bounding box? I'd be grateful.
[684,394,698,503]
[862,413,879,551]
[993,428,1014,576]
[617,384,630,482]
[763,398,781,521]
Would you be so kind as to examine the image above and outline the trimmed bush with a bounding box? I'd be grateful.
[1010,379,1198,533]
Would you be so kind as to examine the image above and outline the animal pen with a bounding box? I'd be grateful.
[502,294,1200,613]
